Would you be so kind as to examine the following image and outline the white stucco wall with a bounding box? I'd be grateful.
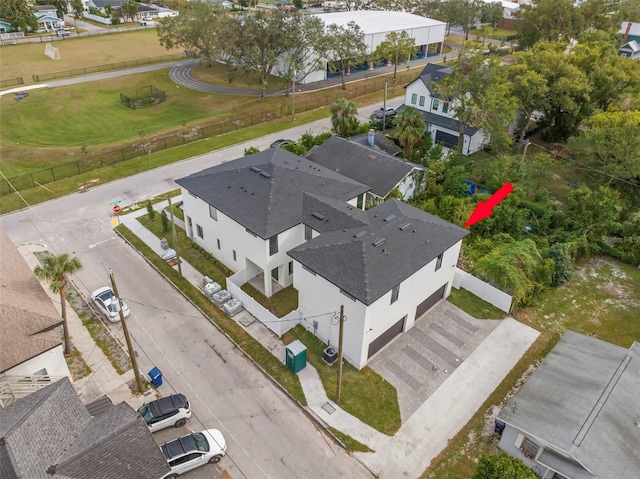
[4,345,71,378]
[293,239,463,369]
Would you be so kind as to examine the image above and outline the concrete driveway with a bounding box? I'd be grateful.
[368,300,501,422]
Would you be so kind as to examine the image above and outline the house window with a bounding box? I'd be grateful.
[209,205,218,220]
[357,193,364,209]
[520,437,539,460]
[442,102,449,114]
[419,95,425,107]
[289,261,293,276]
[305,224,312,241]
[432,98,439,110]
[391,284,400,304]
[196,224,204,239]
[411,93,417,105]
[217,239,221,250]
[435,253,443,271]
[269,235,278,256]
[271,267,279,281]
[233,250,237,261]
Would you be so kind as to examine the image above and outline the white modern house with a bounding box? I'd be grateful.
[400,63,490,155]
[306,135,427,206]
[176,149,468,369]
[293,11,446,84]
[496,331,640,479]
[0,231,71,407]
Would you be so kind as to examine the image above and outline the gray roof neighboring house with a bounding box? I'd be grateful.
[396,104,480,136]
[306,136,424,199]
[0,377,170,479]
[0,231,63,374]
[288,199,468,305]
[498,331,640,479]
[350,131,402,156]
[176,148,369,239]
[302,193,369,234]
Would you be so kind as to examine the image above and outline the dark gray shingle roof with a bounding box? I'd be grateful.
[288,199,468,305]
[302,193,369,233]
[306,136,422,198]
[52,402,170,479]
[176,148,369,238]
[396,104,479,136]
[0,378,91,479]
[498,331,640,478]
[350,131,402,156]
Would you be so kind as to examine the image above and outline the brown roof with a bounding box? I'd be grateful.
[0,231,62,373]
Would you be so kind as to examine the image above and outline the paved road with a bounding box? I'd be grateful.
[0,103,401,479]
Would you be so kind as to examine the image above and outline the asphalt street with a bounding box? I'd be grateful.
[0,101,403,479]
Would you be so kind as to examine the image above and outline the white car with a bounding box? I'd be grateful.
[90,286,129,322]
[160,429,227,478]
[137,394,192,432]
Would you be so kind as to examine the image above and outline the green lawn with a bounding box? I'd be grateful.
[283,325,401,436]
[240,283,299,318]
[447,288,507,320]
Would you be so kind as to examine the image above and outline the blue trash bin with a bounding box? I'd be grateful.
[149,367,162,387]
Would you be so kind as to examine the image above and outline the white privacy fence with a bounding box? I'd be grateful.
[227,270,300,337]
[452,267,513,313]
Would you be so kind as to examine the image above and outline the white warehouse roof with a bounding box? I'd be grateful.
[314,10,446,35]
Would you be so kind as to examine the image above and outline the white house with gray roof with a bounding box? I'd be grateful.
[177,150,468,368]
[306,135,427,206]
[401,63,490,155]
[496,331,640,479]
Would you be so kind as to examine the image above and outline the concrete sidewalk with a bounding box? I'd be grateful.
[119,202,540,479]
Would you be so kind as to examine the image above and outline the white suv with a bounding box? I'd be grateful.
[137,394,191,432]
[160,429,227,478]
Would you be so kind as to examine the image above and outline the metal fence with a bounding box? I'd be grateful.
[0,24,155,47]
[0,71,417,197]
[32,53,187,82]
[0,77,24,88]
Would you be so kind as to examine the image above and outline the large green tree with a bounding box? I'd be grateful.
[121,1,139,22]
[432,50,516,152]
[0,0,37,32]
[394,106,425,161]
[324,21,368,90]
[374,30,417,87]
[568,111,640,186]
[220,10,294,98]
[279,14,327,96]
[508,63,550,151]
[472,453,537,479]
[157,2,225,67]
[479,1,503,29]
[515,0,582,49]
[330,97,359,138]
[565,185,623,247]
[34,253,83,356]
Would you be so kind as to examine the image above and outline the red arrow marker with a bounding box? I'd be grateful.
[464,182,514,228]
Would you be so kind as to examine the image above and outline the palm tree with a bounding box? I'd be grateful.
[34,253,83,357]
[394,107,426,161]
[330,97,359,138]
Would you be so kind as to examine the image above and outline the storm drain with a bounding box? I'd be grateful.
[321,402,336,415]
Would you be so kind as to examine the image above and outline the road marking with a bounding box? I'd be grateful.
[89,236,118,249]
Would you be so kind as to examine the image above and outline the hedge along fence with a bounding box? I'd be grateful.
[0,69,418,196]
[32,52,187,82]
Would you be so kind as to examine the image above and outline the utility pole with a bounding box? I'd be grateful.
[109,269,145,394]
[292,68,296,122]
[382,78,388,131]
[335,304,345,404]
[522,140,531,162]
[167,195,182,276]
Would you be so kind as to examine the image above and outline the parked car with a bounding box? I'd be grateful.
[90,286,129,322]
[137,394,192,433]
[374,107,397,120]
[160,429,227,478]
[270,139,295,149]
[56,30,70,37]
